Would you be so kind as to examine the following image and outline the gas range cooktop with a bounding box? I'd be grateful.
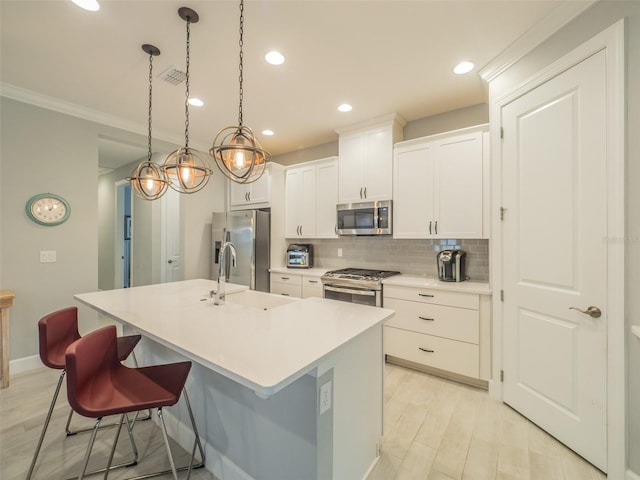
[322,268,401,281]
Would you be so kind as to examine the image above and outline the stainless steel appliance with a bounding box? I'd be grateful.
[287,244,313,268]
[336,200,392,236]
[211,210,270,292]
[321,268,400,307]
[437,249,467,282]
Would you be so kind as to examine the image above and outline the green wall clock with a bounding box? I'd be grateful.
[25,193,71,226]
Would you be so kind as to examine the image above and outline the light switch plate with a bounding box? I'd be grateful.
[40,251,56,263]
[319,380,332,415]
[337,248,343,257]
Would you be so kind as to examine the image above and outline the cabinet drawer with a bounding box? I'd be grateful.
[271,273,302,285]
[302,277,323,299]
[384,298,479,344]
[384,326,479,378]
[384,285,478,309]
[270,281,302,298]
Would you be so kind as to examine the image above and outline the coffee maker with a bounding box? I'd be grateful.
[437,249,467,282]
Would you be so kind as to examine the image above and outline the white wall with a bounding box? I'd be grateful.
[487,1,640,475]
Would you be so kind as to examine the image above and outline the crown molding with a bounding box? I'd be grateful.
[479,0,597,83]
[0,82,185,148]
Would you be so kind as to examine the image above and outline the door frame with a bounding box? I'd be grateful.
[489,20,625,476]
[114,179,132,288]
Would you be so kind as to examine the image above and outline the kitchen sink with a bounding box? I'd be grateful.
[224,290,298,310]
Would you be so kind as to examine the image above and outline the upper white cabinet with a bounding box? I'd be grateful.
[285,157,338,239]
[229,163,281,210]
[337,114,405,204]
[393,125,489,239]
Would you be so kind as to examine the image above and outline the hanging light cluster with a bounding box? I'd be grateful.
[162,7,213,194]
[128,44,169,201]
[210,0,271,184]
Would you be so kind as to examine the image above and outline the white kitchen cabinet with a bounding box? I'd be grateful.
[284,157,338,239]
[302,276,323,298]
[229,163,276,210]
[337,114,405,204]
[270,272,302,298]
[393,125,488,239]
[285,165,316,238]
[383,283,490,385]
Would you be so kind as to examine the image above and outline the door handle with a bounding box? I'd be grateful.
[168,259,173,264]
[418,347,435,353]
[429,221,432,235]
[569,306,602,318]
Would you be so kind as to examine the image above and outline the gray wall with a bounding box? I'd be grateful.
[272,103,489,166]
[488,1,640,474]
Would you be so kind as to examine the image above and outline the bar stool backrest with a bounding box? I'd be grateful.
[38,306,81,370]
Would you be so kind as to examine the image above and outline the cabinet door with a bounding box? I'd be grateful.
[299,166,316,237]
[433,132,483,238]
[393,142,434,238]
[230,182,250,207]
[248,169,271,204]
[285,169,303,237]
[363,126,393,201]
[338,132,365,203]
[302,276,323,298]
[315,159,338,238]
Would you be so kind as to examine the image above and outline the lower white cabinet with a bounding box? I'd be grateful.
[270,271,324,299]
[383,284,490,384]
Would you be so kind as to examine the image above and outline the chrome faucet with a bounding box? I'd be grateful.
[214,241,237,305]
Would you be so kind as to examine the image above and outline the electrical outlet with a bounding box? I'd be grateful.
[337,248,343,257]
[40,251,56,263]
[319,381,332,415]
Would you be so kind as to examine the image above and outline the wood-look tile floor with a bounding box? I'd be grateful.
[0,364,606,480]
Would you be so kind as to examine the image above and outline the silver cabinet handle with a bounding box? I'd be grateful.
[429,221,432,235]
[418,293,434,298]
[434,220,438,235]
[359,187,363,199]
[300,225,303,236]
[281,276,290,280]
[419,347,434,353]
[569,306,602,318]
[281,293,290,296]
[308,280,318,284]
[418,316,434,321]
[334,224,338,235]
[364,187,367,199]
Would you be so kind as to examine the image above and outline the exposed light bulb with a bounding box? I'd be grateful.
[235,150,246,168]
[144,175,155,193]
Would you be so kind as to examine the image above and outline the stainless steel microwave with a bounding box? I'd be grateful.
[336,200,392,235]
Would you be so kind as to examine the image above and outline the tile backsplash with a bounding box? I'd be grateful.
[302,237,489,282]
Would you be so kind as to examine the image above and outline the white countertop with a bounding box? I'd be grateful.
[270,267,330,277]
[383,275,492,295]
[74,279,393,397]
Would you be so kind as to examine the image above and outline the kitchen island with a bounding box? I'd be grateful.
[75,279,393,480]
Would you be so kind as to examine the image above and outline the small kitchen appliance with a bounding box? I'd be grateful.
[437,249,467,282]
[287,244,313,268]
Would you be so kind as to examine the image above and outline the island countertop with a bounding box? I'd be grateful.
[74,279,394,397]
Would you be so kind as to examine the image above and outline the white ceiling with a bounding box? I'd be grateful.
[1,0,587,169]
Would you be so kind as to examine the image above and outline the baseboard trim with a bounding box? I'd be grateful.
[9,355,42,376]
[627,468,640,480]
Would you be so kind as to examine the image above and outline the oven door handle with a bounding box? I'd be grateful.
[323,285,377,297]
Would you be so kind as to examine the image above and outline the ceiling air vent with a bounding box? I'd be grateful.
[158,66,186,86]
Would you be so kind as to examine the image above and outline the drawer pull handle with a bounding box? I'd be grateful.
[308,280,318,284]
[281,277,290,280]
[418,316,434,321]
[281,293,290,296]
[418,293,434,298]
[419,347,435,353]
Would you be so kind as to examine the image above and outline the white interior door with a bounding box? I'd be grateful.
[501,50,607,471]
[162,188,182,283]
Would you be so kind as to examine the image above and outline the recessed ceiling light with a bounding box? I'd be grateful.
[72,0,100,11]
[453,61,475,75]
[188,98,204,107]
[338,104,352,112]
[262,129,274,136]
[265,51,285,65]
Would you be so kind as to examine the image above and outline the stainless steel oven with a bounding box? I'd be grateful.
[321,268,400,307]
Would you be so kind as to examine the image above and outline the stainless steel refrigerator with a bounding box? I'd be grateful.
[211,210,270,292]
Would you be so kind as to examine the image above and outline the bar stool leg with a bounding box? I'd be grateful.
[78,417,102,480]
[26,370,66,480]
[182,390,205,470]
[158,408,180,480]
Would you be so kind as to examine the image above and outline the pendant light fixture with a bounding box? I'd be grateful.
[210,0,271,184]
[128,44,169,201]
[162,7,213,194]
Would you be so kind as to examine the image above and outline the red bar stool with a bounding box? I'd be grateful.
[65,325,205,479]
[27,307,144,480]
